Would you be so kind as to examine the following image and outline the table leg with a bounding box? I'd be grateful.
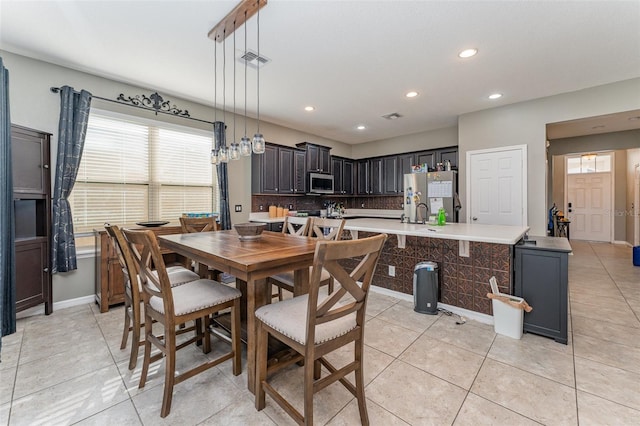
[245,277,268,393]
[292,267,310,297]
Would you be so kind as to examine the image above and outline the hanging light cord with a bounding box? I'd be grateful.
[233,23,236,145]
[222,29,226,143]
[214,39,217,124]
[244,10,248,137]
[256,2,260,133]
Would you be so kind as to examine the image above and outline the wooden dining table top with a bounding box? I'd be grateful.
[158,230,319,279]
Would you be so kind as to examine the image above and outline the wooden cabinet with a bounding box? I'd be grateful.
[356,159,370,195]
[382,156,398,194]
[252,143,306,194]
[331,156,354,195]
[296,142,331,173]
[95,225,185,312]
[514,236,571,344]
[439,147,458,170]
[416,150,437,171]
[12,126,52,314]
[397,153,416,193]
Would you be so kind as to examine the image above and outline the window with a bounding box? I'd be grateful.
[566,153,611,174]
[70,110,218,246]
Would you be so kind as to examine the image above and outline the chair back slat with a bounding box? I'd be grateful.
[122,229,172,310]
[179,216,218,233]
[282,216,310,236]
[308,217,345,241]
[105,224,141,304]
[306,234,387,341]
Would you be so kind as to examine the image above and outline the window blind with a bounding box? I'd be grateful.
[70,111,218,236]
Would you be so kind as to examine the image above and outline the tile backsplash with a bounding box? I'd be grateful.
[251,195,403,212]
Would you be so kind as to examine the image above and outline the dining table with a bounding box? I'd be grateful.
[158,229,319,392]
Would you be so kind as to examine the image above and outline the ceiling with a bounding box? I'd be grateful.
[1,0,639,144]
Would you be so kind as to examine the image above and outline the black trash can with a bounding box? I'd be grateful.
[413,261,439,314]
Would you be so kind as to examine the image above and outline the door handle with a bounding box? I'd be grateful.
[472,217,478,221]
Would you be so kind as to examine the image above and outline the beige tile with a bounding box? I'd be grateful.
[259,362,354,426]
[572,314,640,348]
[0,367,16,405]
[363,318,420,358]
[132,366,244,424]
[323,341,395,386]
[453,392,540,426]
[424,316,496,356]
[0,402,9,426]
[366,292,400,317]
[570,301,639,328]
[19,325,106,365]
[471,358,577,425]
[577,390,640,426]
[74,399,142,426]
[0,342,20,371]
[575,357,640,410]
[9,365,129,425]
[366,360,467,425]
[13,339,114,399]
[327,398,409,426]
[21,305,96,335]
[199,391,276,425]
[375,300,440,333]
[399,335,484,390]
[573,334,640,374]
[487,334,575,387]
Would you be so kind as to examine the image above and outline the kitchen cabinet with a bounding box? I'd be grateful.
[332,156,355,195]
[382,156,398,194]
[356,159,370,195]
[416,150,437,171]
[514,236,571,344]
[439,147,458,170]
[252,143,306,194]
[296,142,331,173]
[95,226,186,312]
[397,153,416,193]
[12,125,52,314]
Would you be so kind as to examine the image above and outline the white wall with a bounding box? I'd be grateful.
[458,78,640,235]
[351,126,458,159]
[627,148,640,245]
[2,51,350,302]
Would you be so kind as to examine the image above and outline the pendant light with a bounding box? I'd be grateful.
[219,29,229,163]
[252,2,265,154]
[228,25,240,161]
[210,36,219,165]
[239,9,252,157]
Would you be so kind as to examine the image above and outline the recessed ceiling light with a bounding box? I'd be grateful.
[488,93,503,100]
[458,48,478,58]
[405,91,419,98]
[304,106,315,112]
[356,125,366,130]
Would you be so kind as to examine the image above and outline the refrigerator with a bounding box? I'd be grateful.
[403,171,459,223]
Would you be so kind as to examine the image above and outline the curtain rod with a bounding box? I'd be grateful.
[50,87,216,126]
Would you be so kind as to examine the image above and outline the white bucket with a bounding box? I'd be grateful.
[492,295,525,339]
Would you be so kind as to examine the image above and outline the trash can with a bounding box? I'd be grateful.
[491,295,525,339]
[413,261,438,315]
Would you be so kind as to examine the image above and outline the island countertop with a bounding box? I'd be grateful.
[344,218,529,245]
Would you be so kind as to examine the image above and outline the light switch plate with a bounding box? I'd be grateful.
[459,240,470,257]
[234,205,242,212]
[388,265,395,277]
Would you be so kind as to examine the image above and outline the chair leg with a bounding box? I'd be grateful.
[160,331,176,418]
[202,315,211,354]
[128,300,142,370]
[354,338,369,426]
[255,322,268,410]
[231,299,242,376]
[138,311,153,388]
[314,359,321,380]
[120,301,131,350]
[303,352,315,426]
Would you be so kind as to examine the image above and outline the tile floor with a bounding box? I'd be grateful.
[1,241,639,425]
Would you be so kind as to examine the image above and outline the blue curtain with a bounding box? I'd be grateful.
[214,121,231,230]
[0,56,15,354]
[51,86,92,273]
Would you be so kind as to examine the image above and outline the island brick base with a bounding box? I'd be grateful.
[345,231,513,316]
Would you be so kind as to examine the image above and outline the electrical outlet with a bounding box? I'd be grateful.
[288,204,293,210]
[388,265,395,277]
[234,205,242,212]
[361,203,365,208]
[259,205,263,211]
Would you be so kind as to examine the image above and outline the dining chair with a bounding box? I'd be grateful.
[255,233,387,425]
[267,216,311,301]
[104,224,200,370]
[122,228,242,418]
[179,216,222,279]
[268,217,346,301]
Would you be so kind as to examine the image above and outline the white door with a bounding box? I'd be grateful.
[467,145,527,226]
[566,173,612,242]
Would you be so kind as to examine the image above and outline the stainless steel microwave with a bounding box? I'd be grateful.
[308,173,334,194]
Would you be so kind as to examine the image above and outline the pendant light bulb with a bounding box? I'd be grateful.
[229,142,240,160]
[239,136,252,156]
[218,146,229,163]
[210,149,219,165]
[252,133,265,154]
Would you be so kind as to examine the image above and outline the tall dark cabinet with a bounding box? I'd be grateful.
[11,125,53,314]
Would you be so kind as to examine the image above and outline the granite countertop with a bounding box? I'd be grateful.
[344,218,529,245]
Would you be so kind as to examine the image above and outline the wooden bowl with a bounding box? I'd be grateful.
[234,222,266,240]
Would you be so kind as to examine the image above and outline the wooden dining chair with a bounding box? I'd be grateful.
[104,224,200,370]
[179,216,222,279]
[267,216,311,301]
[255,233,387,425]
[122,228,242,418]
[268,217,346,301]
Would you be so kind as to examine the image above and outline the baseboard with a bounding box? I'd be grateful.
[370,285,494,325]
[16,295,95,319]
[613,240,633,247]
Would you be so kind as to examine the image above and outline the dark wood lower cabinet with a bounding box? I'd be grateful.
[15,238,51,314]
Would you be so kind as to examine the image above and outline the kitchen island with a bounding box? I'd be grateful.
[342,218,529,317]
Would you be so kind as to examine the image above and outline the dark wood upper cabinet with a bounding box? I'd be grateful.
[343,160,354,195]
[11,125,52,314]
[397,153,416,193]
[382,156,398,194]
[439,147,458,169]
[278,147,294,194]
[331,156,354,195]
[356,159,370,195]
[331,157,343,194]
[252,143,306,195]
[252,144,279,193]
[293,149,306,194]
[416,150,437,171]
[296,142,331,173]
